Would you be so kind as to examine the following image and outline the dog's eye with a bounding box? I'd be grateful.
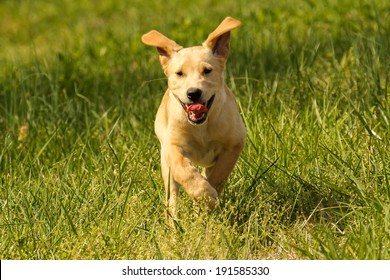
[203,68,212,75]
[176,71,184,77]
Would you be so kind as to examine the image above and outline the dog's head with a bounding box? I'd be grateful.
[142,17,241,125]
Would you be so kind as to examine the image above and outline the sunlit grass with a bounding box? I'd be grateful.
[0,0,389,259]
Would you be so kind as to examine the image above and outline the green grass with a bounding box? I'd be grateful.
[1,0,389,259]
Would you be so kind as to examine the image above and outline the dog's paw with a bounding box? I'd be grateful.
[192,182,218,209]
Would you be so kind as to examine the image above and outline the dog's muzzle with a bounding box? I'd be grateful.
[174,94,215,125]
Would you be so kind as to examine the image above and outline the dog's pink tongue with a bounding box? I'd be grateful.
[186,103,208,113]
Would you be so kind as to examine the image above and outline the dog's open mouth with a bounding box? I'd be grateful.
[178,95,215,125]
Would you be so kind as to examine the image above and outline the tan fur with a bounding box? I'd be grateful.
[141,17,245,217]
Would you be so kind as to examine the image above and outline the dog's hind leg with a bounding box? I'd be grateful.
[205,143,244,194]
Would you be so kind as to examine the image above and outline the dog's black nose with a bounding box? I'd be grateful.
[187,88,202,102]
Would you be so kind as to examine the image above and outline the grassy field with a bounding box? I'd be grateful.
[1,0,389,259]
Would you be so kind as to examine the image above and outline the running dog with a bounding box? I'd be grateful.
[141,17,245,216]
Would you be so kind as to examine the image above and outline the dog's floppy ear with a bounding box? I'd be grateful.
[203,17,241,59]
[141,30,183,67]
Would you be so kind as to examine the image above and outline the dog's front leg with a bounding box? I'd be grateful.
[163,145,218,211]
[205,143,244,194]
[160,154,180,218]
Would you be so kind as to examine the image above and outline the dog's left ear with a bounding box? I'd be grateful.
[203,17,241,59]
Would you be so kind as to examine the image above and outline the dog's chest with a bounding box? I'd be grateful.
[185,138,223,168]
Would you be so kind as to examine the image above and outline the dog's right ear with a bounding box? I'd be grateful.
[141,30,183,68]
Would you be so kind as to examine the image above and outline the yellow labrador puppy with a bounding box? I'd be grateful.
[142,17,245,216]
